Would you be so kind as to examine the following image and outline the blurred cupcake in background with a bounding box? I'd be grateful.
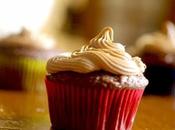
[0,28,61,92]
[135,21,175,95]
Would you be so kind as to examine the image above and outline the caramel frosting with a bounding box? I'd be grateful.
[135,21,175,54]
[47,27,146,76]
[0,28,55,50]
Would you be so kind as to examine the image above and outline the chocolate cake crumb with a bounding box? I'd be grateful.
[47,71,148,89]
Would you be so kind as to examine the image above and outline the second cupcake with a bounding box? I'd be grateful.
[0,29,60,91]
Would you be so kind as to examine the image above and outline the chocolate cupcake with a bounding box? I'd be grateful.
[45,27,148,130]
[0,29,60,91]
[135,21,175,95]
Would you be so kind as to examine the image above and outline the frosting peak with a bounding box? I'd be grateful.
[47,27,146,75]
[89,27,125,51]
[90,27,114,43]
[166,21,175,48]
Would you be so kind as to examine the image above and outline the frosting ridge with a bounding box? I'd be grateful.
[47,27,146,75]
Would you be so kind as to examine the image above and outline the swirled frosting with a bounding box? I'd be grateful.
[47,27,146,75]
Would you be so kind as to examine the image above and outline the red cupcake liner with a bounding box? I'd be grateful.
[45,78,144,130]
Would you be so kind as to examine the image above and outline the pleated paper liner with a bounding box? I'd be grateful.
[45,78,144,130]
[0,55,46,92]
[21,57,46,92]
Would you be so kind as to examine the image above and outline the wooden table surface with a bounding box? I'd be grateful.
[0,90,175,130]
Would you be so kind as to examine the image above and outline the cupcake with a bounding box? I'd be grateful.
[0,28,60,91]
[45,27,148,130]
[135,21,175,95]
